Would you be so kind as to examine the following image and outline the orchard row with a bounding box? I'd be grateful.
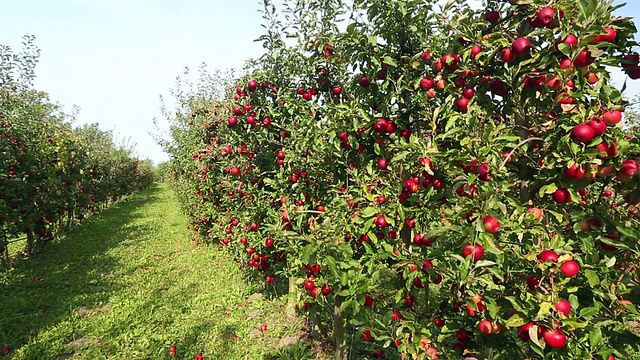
[164,1,640,359]
[1,36,155,263]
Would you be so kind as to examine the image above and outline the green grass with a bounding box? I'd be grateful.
[0,183,307,359]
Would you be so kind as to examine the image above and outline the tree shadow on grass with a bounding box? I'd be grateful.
[0,184,163,357]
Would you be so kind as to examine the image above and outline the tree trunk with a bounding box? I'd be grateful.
[0,233,8,269]
[25,230,35,255]
[334,297,348,360]
[286,275,298,316]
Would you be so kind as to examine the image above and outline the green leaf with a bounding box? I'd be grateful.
[391,151,409,163]
[615,224,640,239]
[473,260,496,268]
[585,269,600,287]
[579,307,599,318]
[538,183,557,198]
[577,0,594,21]
[505,313,526,328]
[589,327,602,350]
[562,319,589,329]
[605,256,616,268]
[381,56,397,67]
[486,300,500,320]
[359,207,378,218]
[536,302,553,320]
[425,225,458,238]
[529,325,544,349]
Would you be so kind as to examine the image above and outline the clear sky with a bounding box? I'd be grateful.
[1,0,639,164]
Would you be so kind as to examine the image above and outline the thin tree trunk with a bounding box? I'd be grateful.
[25,230,34,255]
[286,275,298,316]
[334,297,348,360]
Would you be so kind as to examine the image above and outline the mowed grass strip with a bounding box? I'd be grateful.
[0,183,304,359]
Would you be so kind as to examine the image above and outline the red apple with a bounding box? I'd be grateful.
[420,77,434,89]
[441,53,459,70]
[586,72,599,84]
[560,34,578,49]
[560,260,580,277]
[570,124,595,142]
[247,79,258,92]
[618,159,639,181]
[603,110,622,125]
[518,322,535,341]
[512,37,531,57]
[622,54,639,69]
[574,49,595,67]
[463,87,475,99]
[500,48,515,63]
[304,280,315,290]
[456,328,472,343]
[559,58,574,72]
[538,250,559,262]
[485,10,500,24]
[482,215,501,233]
[478,320,493,334]
[536,7,556,27]
[591,27,617,43]
[553,188,571,204]
[364,294,374,307]
[490,79,508,95]
[527,207,543,221]
[587,118,606,136]
[545,75,563,90]
[403,179,419,193]
[627,66,640,79]
[456,97,470,113]
[358,75,371,87]
[374,215,389,228]
[527,275,541,291]
[598,165,614,178]
[554,298,571,316]
[462,243,484,262]
[564,164,586,179]
[378,158,388,170]
[543,329,567,349]
[470,45,482,59]
[169,346,177,356]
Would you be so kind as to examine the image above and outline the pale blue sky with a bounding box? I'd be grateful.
[0,0,266,163]
[1,1,639,164]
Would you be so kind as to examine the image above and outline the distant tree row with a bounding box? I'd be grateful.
[1,35,155,265]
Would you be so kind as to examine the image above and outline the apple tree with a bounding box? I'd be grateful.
[163,0,640,358]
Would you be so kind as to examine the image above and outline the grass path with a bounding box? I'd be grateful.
[0,183,305,359]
